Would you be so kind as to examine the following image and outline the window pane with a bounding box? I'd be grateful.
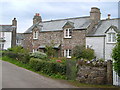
[112,33,116,42]
[69,50,71,56]
[66,50,68,57]
[69,29,72,37]
[108,33,111,42]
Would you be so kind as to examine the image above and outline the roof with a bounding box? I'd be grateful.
[16,33,24,40]
[87,18,120,36]
[24,16,92,33]
[39,44,61,49]
[0,25,13,32]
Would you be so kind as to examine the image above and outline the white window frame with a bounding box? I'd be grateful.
[64,49,71,58]
[0,32,5,38]
[107,33,117,43]
[64,28,72,38]
[33,31,38,39]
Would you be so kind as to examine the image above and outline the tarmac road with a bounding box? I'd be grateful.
[2,60,75,88]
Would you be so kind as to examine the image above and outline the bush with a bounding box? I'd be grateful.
[30,51,47,60]
[112,34,120,77]
[3,46,30,64]
[29,58,66,75]
[72,45,95,60]
[3,51,30,64]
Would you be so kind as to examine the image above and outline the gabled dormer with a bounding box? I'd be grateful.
[63,21,74,39]
[105,25,119,43]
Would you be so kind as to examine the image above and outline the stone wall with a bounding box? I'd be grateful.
[24,28,86,56]
[76,60,113,85]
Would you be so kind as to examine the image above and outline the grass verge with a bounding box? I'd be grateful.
[1,56,119,88]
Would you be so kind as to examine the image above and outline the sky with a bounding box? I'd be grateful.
[0,0,119,33]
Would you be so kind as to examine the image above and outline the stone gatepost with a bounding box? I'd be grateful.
[107,60,113,85]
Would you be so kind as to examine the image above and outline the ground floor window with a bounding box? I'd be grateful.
[64,49,71,58]
[0,44,4,50]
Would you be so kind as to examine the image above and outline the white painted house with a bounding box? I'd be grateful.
[86,16,120,86]
[0,18,17,50]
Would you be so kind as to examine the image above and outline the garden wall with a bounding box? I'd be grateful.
[76,60,113,85]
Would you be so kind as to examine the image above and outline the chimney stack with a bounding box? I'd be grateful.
[33,13,42,24]
[90,7,101,24]
[12,18,17,26]
[108,14,111,19]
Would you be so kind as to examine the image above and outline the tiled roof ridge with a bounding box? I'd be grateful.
[42,16,90,23]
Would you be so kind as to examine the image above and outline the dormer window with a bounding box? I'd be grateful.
[107,33,116,43]
[33,31,38,39]
[64,28,72,38]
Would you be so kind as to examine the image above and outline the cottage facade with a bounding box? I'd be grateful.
[0,18,17,50]
[24,7,100,58]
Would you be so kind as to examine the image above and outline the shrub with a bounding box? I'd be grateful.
[3,51,30,64]
[29,58,66,75]
[3,46,30,64]
[112,34,120,77]
[72,45,95,60]
[30,51,47,60]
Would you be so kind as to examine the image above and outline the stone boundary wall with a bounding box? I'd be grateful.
[76,60,113,85]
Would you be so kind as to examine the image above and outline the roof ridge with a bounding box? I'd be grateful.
[101,18,120,21]
[42,16,90,23]
[0,25,12,26]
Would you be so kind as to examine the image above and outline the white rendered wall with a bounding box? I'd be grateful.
[4,32,12,49]
[86,37,104,59]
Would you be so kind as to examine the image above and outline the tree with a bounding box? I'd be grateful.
[112,33,120,77]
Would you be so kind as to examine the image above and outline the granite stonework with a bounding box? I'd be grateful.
[76,60,113,85]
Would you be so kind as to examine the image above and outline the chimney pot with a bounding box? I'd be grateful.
[108,14,111,19]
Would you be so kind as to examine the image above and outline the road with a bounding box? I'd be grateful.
[2,61,75,88]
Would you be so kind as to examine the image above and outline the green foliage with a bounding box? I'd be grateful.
[30,51,47,60]
[29,58,66,75]
[3,46,30,64]
[112,34,120,76]
[8,46,29,54]
[72,45,95,60]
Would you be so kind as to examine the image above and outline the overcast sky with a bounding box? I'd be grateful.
[0,0,119,33]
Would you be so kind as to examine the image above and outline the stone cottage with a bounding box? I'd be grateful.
[0,18,17,50]
[24,7,101,58]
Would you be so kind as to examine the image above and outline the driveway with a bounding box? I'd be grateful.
[2,60,76,88]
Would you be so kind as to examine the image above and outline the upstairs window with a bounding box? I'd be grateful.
[64,28,72,38]
[107,33,116,43]
[33,31,38,39]
[0,32,4,38]
[64,49,71,58]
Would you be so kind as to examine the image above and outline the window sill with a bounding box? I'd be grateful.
[64,37,72,39]
[67,56,71,58]
[33,38,38,40]
[106,42,116,44]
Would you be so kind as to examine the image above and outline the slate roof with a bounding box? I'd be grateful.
[24,16,92,33]
[0,25,13,32]
[16,33,24,40]
[87,18,120,36]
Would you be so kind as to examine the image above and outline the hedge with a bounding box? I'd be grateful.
[2,51,30,64]
[29,58,66,75]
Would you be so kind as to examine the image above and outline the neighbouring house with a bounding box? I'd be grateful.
[16,33,24,47]
[24,7,101,58]
[0,18,17,50]
[86,15,120,86]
